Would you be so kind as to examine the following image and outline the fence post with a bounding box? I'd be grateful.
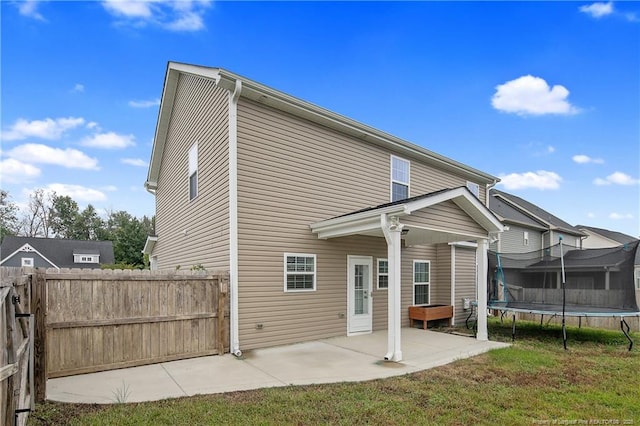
[217,273,229,355]
[31,271,47,402]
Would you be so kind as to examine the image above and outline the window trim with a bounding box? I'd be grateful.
[390,155,410,202]
[284,253,317,292]
[188,142,198,201]
[377,258,388,290]
[412,260,431,306]
[21,257,34,267]
[74,254,100,264]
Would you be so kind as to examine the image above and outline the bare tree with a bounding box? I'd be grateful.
[19,189,55,237]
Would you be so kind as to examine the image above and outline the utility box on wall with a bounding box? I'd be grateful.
[462,298,472,310]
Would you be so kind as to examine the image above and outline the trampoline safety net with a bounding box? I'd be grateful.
[488,240,640,314]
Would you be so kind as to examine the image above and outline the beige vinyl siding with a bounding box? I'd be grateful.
[433,244,452,306]
[453,246,476,327]
[154,74,230,272]
[236,98,473,349]
[402,201,487,237]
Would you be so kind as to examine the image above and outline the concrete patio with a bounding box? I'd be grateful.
[48,328,509,404]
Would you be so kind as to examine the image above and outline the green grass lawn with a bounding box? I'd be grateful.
[29,319,640,425]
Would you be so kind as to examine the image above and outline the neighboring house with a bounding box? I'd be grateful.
[0,236,115,269]
[576,225,638,249]
[143,62,504,361]
[576,225,640,294]
[489,189,585,254]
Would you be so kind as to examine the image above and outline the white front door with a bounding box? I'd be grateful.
[347,256,373,335]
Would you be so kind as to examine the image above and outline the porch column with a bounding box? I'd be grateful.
[476,238,489,341]
[382,214,403,362]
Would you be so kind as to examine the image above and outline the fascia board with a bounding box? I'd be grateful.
[310,205,405,235]
[146,63,225,190]
[142,236,158,255]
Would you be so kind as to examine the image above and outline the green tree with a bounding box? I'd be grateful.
[0,189,20,240]
[105,211,153,267]
[76,204,104,240]
[50,195,81,239]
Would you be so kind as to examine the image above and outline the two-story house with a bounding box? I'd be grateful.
[143,62,503,361]
[489,189,585,254]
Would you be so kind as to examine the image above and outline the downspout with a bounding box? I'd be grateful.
[229,79,242,357]
[485,180,498,208]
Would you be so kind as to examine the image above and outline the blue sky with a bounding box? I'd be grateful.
[1,1,639,237]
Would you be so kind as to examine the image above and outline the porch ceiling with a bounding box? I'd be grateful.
[310,187,503,244]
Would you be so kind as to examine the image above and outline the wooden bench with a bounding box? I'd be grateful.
[409,305,454,329]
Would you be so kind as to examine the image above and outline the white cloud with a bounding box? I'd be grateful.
[5,143,99,170]
[1,117,85,141]
[102,0,154,18]
[101,185,118,192]
[587,212,596,219]
[579,2,614,18]
[572,154,604,164]
[121,158,148,167]
[44,183,107,202]
[16,0,46,20]
[86,121,100,130]
[0,158,41,183]
[101,0,212,32]
[593,171,640,186]
[547,146,556,154]
[609,212,633,220]
[128,98,161,108]
[491,75,580,116]
[71,83,85,93]
[81,132,135,149]
[498,170,562,190]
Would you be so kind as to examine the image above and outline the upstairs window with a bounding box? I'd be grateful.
[284,253,316,292]
[391,156,410,201]
[377,259,388,290]
[21,258,34,267]
[189,143,198,201]
[466,181,480,198]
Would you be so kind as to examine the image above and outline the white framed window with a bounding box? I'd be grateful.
[413,260,430,305]
[188,142,198,201]
[21,258,34,267]
[377,259,388,290]
[390,155,410,202]
[466,181,480,198]
[74,254,99,264]
[523,231,529,246]
[284,253,316,292]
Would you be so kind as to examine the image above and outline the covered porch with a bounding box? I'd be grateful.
[310,187,504,361]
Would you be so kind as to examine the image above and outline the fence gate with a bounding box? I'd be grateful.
[1,267,34,426]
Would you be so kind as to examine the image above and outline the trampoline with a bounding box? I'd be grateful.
[488,239,640,350]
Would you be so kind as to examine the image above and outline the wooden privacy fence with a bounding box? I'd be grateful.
[1,267,34,426]
[39,269,229,380]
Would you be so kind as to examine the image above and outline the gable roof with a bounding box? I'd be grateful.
[146,62,499,193]
[576,225,638,245]
[311,186,503,242]
[0,236,115,268]
[489,189,585,236]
